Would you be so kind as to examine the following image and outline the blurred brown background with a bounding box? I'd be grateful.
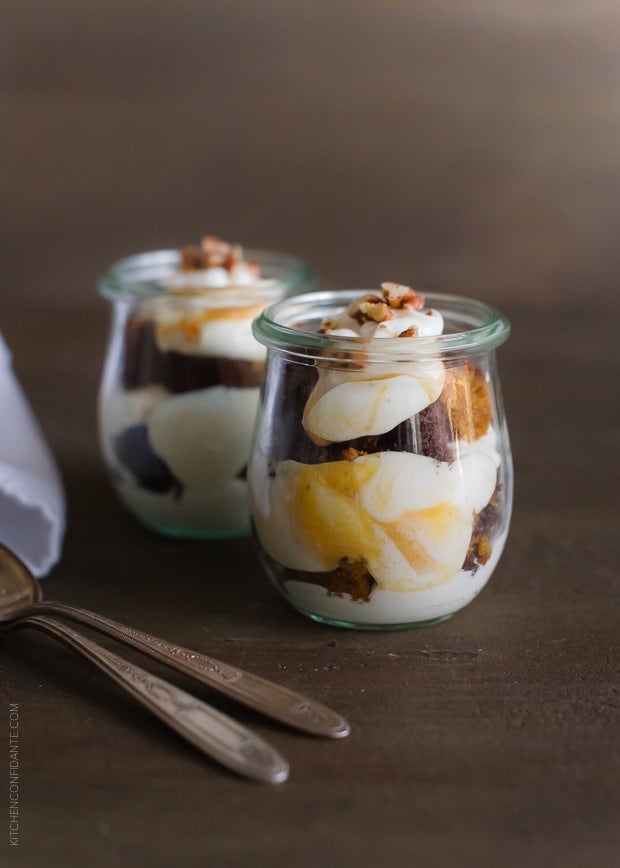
[2,5,619,868]
[3,0,618,517]
[4,0,620,313]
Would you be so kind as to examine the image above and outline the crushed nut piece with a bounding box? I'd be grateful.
[180,236,244,271]
[318,318,340,334]
[341,446,367,461]
[180,245,204,271]
[398,325,418,337]
[292,558,377,602]
[347,294,393,325]
[381,282,425,310]
[463,531,493,573]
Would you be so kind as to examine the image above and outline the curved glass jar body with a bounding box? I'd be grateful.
[249,290,512,629]
[98,249,315,539]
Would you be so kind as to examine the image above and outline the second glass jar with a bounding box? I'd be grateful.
[98,247,315,539]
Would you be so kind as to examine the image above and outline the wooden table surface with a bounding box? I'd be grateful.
[2,3,619,867]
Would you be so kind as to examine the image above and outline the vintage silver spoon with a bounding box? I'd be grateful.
[3,612,289,784]
[0,542,350,738]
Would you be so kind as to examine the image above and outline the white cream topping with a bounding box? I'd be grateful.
[303,288,445,444]
[162,262,261,290]
[322,306,443,340]
[138,238,279,360]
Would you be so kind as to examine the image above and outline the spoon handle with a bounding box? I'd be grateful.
[33,601,350,738]
[16,615,288,785]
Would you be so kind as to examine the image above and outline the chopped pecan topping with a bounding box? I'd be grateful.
[180,236,245,272]
[398,325,418,337]
[347,294,394,325]
[381,282,425,310]
[180,245,205,271]
[318,318,340,334]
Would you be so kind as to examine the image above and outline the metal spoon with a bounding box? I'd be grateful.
[0,543,350,738]
[4,612,289,784]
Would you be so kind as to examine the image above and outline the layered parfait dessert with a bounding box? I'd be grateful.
[249,284,512,628]
[98,236,314,537]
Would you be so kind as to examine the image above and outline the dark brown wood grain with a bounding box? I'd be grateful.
[1,3,619,867]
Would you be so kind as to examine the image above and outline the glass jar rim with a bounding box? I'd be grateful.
[253,289,511,360]
[98,247,316,301]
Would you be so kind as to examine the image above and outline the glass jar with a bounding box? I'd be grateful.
[249,290,512,630]
[98,248,315,539]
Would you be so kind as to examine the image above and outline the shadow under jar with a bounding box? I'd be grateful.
[98,246,315,539]
[249,289,512,630]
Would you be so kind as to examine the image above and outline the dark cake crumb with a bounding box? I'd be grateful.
[113,424,182,495]
[442,363,493,441]
[295,557,377,602]
[122,318,264,392]
[463,532,492,573]
[418,399,454,463]
[418,361,494,461]
[462,488,502,572]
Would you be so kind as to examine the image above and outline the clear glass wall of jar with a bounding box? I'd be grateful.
[98,248,315,539]
[249,290,512,629]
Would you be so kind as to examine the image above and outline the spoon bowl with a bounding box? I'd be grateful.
[0,545,42,617]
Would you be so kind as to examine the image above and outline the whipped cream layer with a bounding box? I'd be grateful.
[147,386,259,486]
[101,383,259,536]
[251,449,498,593]
[283,531,507,625]
[303,284,446,444]
[147,296,268,361]
[103,383,260,489]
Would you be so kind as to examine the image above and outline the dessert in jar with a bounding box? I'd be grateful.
[98,236,315,538]
[249,284,512,629]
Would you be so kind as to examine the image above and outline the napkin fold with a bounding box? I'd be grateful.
[0,331,65,576]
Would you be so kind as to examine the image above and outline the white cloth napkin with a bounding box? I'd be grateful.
[0,331,65,576]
